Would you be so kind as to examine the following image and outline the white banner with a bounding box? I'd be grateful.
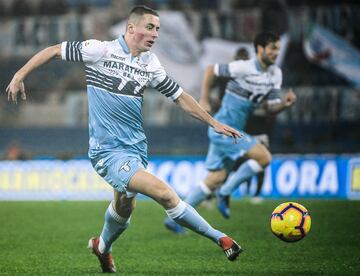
[303,23,360,88]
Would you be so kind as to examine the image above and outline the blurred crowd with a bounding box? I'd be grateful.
[1,0,359,50]
[1,0,359,158]
[0,0,110,16]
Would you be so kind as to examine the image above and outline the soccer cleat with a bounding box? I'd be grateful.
[164,217,186,234]
[219,236,243,261]
[88,237,116,273]
[216,191,231,219]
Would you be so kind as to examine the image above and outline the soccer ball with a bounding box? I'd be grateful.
[270,202,311,242]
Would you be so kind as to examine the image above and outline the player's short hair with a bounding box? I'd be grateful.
[127,6,159,28]
[129,5,158,19]
[234,47,250,61]
[254,32,280,53]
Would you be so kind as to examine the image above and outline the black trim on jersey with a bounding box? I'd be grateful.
[156,76,171,90]
[65,41,83,62]
[226,78,281,103]
[155,76,180,98]
[86,74,112,87]
[266,89,281,100]
[218,64,230,77]
[86,67,112,80]
[85,66,143,98]
[162,81,177,97]
[226,80,252,98]
[86,77,112,90]
[85,67,114,87]
[226,80,268,103]
[85,67,113,91]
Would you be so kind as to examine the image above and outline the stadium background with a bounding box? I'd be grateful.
[1,1,360,275]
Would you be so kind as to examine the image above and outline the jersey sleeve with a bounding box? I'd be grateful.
[266,68,283,104]
[61,39,106,63]
[149,56,183,101]
[214,60,248,78]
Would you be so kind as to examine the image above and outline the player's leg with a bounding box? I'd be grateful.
[185,169,227,207]
[218,143,271,198]
[184,142,229,207]
[99,190,135,253]
[254,171,265,197]
[250,171,265,203]
[250,134,269,203]
[88,191,135,273]
[165,144,228,234]
[231,156,252,196]
[165,170,227,234]
[88,148,144,273]
[128,169,242,261]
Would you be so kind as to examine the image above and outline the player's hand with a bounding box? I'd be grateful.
[199,98,211,113]
[284,88,296,107]
[6,75,27,104]
[213,120,242,143]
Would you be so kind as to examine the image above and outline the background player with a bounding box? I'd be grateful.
[193,31,296,218]
[211,46,271,204]
[165,32,296,234]
[6,6,243,273]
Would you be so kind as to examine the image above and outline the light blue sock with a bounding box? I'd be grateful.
[99,202,130,253]
[185,181,212,207]
[219,159,263,196]
[166,200,225,243]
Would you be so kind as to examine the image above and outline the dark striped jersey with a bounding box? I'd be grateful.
[61,36,183,152]
[212,58,282,130]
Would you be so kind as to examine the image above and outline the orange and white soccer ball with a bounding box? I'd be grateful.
[270,202,311,242]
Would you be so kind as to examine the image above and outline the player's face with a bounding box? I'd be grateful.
[134,14,160,52]
[261,41,280,66]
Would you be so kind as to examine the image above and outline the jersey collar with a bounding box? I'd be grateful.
[254,57,273,72]
[118,35,142,62]
[118,35,130,54]
[255,58,264,72]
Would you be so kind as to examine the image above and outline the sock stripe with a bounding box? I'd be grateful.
[165,200,187,219]
[108,202,130,225]
[248,159,263,173]
[199,182,212,195]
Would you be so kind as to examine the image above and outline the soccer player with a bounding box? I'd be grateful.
[194,31,296,217]
[213,46,271,205]
[165,32,296,233]
[6,6,243,273]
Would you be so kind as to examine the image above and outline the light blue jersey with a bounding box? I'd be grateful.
[214,58,282,131]
[61,37,183,192]
[206,58,282,171]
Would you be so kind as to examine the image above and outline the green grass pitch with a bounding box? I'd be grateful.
[0,200,360,275]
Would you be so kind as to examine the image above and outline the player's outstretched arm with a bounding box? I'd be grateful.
[175,91,241,142]
[6,44,62,104]
[199,65,216,112]
[266,88,297,114]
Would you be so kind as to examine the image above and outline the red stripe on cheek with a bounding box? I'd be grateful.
[135,33,145,42]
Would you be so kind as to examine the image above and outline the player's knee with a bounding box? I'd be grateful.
[262,152,272,167]
[156,186,178,209]
[256,154,271,168]
[214,170,227,184]
[251,145,272,167]
[205,170,227,190]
